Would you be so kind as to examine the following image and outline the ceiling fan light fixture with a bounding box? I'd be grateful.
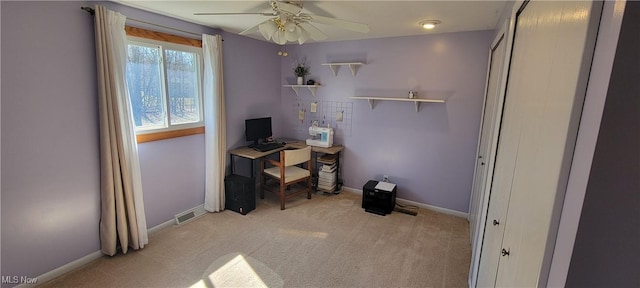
[272,30,287,45]
[284,21,297,32]
[274,18,287,31]
[259,20,278,40]
[419,20,441,30]
[213,0,368,45]
[285,26,300,42]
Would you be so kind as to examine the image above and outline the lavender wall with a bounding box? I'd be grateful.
[1,0,280,283]
[220,32,282,151]
[221,31,282,178]
[280,31,493,213]
[137,135,205,228]
[1,1,101,282]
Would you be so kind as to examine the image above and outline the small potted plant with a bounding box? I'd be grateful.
[292,57,310,85]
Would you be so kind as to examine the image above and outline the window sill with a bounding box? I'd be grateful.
[136,126,205,143]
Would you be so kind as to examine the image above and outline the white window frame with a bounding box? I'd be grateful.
[126,36,204,135]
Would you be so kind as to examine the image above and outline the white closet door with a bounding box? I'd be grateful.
[476,21,525,285]
[494,1,601,287]
[468,21,509,287]
[469,29,507,240]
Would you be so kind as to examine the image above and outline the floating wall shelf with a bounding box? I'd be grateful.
[350,96,445,112]
[322,62,365,76]
[283,84,321,96]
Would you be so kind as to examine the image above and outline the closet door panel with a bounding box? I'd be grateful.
[476,28,526,287]
[471,28,510,288]
[469,31,507,242]
[495,1,601,287]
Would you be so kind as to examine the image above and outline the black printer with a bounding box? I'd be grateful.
[362,180,397,215]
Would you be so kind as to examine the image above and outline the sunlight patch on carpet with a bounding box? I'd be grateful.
[196,253,284,288]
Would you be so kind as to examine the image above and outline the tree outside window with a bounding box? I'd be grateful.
[125,40,202,133]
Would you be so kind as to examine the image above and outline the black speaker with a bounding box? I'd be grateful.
[225,174,256,215]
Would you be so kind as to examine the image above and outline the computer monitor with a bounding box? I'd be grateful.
[245,117,272,146]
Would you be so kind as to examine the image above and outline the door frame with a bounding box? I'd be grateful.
[547,0,627,286]
[467,14,516,288]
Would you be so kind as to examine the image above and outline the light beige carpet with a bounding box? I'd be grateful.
[200,253,283,288]
[39,190,470,288]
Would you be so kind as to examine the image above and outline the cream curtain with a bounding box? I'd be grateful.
[94,5,148,256]
[203,34,227,212]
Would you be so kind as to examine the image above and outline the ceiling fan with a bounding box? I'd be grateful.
[194,0,370,45]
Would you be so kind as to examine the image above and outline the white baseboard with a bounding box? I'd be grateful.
[16,250,104,288]
[342,186,469,219]
[148,218,176,234]
[25,210,188,287]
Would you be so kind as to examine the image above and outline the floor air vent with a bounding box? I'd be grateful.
[174,205,206,225]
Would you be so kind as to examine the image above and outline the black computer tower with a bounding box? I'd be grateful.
[224,174,256,215]
[362,180,397,215]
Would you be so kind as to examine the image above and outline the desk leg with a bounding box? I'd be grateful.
[231,154,236,175]
[312,151,319,192]
[335,151,342,193]
[250,158,254,179]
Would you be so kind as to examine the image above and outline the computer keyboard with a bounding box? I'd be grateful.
[252,142,285,152]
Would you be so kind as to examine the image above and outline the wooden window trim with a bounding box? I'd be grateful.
[126,26,204,143]
[125,26,202,48]
[136,126,205,143]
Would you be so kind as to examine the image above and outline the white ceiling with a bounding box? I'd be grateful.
[116,1,507,43]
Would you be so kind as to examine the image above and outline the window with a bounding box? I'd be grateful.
[125,30,204,142]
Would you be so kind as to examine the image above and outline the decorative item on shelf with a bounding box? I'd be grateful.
[307,79,315,85]
[408,91,416,99]
[292,57,310,85]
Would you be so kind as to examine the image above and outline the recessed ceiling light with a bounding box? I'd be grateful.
[419,20,441,30]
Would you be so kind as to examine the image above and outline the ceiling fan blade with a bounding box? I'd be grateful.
[298,22,328,41]
[194,12,276,16]
[306,14,370,33]
[239,22,261,35]
[274,1,303,15]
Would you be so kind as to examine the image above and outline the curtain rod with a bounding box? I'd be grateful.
[81,6,220,40]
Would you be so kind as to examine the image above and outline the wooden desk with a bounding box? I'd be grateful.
[229,141,342,159]
[288,142,344,155]
[229,141,344,192]
[229,145,288,160]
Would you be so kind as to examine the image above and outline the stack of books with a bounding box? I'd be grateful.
[317,154,337,192]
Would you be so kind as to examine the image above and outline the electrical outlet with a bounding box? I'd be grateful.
[383,175,389,182]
